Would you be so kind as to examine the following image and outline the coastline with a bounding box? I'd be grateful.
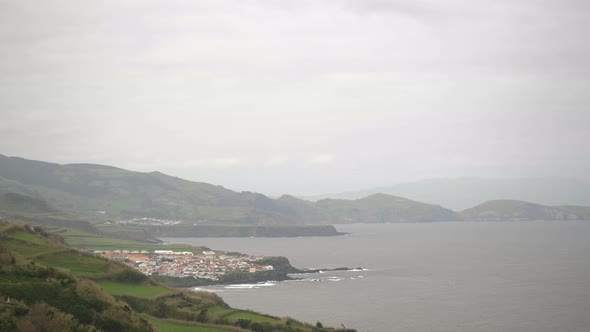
[154,256,364,288]
[146,224,348,238]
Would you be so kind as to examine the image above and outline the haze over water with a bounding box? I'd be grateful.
[164,221,590,332]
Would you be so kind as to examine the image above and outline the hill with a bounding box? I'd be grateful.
[0,154,287,223]
[315,194,458,223]
[0,192,54,213]
[0,220,356,332]
[459,200,590,221]
[0,155,461,229]
[7,154,587,226]
[304,177,590,210]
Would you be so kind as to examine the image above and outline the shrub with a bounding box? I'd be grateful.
[112,269,147,284]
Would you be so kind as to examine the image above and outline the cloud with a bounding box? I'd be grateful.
[1,0,589,195]
[267,155,289,166]
[213,158,241,167]
[309,154,334,165]
[335,0,443,19]
[183,158,242,168]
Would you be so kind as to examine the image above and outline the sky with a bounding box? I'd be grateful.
[1,0,589,196]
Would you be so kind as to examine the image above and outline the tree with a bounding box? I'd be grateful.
[16,303,79,332]
[197,309,208,323]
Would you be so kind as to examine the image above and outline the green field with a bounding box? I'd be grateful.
[96,281,177,299]
[0,220,356,332]
[74,239,209,253]
[204,305,233,315]
[9,230,49,245]
[2,239,63,258]
[34,252,110,277]
[64,234,149,248]
[145,317,232,332]
[56,227,208,252]
[223,311,282,324]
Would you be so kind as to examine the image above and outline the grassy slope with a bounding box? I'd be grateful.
[1,155,460,225]
[0,220,356,332]
[145,317,238,332]
[0,192,53,213]
[0,155,285,223]
[95,281,175,299]
[0,224,154,331]
[459,200,590,221]
[316,193,459,223]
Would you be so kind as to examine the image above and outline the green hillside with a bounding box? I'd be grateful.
[460,200,590,221]
[0,221,356,332]
[7,154,586,226]
[0,155,254,222]
[0,155,460,227]
[315,194,458,223]
[0,193,53,213]
[304,177,590,210]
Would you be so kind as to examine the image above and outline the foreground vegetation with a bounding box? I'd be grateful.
[0,220,356,332]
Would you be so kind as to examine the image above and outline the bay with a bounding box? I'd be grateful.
[162,221,590,332]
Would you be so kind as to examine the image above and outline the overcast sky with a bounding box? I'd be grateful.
[1,0,589,196]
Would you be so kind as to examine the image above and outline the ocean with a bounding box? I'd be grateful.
[162,221,590,332]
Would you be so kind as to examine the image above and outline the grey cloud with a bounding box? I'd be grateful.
[334,0,443,18]
[1,0,589,195]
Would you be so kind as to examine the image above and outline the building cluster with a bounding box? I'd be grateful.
[94,250,273,280]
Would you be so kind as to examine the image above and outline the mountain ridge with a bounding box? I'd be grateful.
[0,154,459,225]
[2,154,590,226]
[460,199,590,221]
[303,177,590,210]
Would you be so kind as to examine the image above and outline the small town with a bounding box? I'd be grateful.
[94,250,274,280]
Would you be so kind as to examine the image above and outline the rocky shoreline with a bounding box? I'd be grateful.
[153,257,364,288]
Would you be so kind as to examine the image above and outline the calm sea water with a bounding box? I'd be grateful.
[162,221,590,332]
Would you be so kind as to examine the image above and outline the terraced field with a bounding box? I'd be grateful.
[95,280,177,299]
[0,220,356,332]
